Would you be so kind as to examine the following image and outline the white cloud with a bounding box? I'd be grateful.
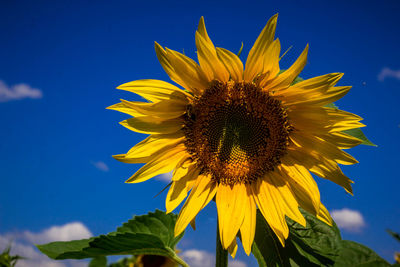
[0,222,92,267]
[157,171,172,182]
[180,249,247,267]
[23,222,92,244]
[331,208,366,232]
[378,67,400,81]
[0,80,42,102]
[180,250,214,267]
[229,259,248,267]
[92,161,109,172]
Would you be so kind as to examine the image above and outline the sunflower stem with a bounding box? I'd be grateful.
[216,223,228,267]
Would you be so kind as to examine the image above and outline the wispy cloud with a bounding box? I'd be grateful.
[180,249,247,267]
[378,67,400,81]
[91,161,109,172]
[331,208,366,232]
[0,80,42,102]
[0,222,92,267]
[157,171,172,182]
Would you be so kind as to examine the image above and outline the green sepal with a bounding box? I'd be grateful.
[387,229,400,243]
[324,102,376,146]
[342,128,376,147]
[237,42,244,57]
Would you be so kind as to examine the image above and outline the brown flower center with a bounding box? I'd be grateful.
[183,81,291,185]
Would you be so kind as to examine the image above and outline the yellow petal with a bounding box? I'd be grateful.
[274,73,352,106]
[107,102,141,117]
[114,132,184,165]
[310,158,354,194]
[239,186,256,256]
[125,144,188,183]
[119,99,187,119]
[195,32,229,82]
[251,177,288,246]
[276,72,343,95]
[317,204,333,226]
[216,183,246,249]
[244,14,278,81]
[267,171,307,228]
[125,132,184,159]
[155,42,188,90]
[166,166,200,213]
[112,154,148,164]
[172,158,197,181]
[252,171,306,246]
[287,148,354,194]
[319,132,363,149]
[216,47,244,82]
[289,106,365,134]
[279,157,321,215]
[289,86,351,107]
[120,117,183,134]
[259,39,281,86]
[165,48,209,94]
[290,131,358,165]
[116,79,191,103]
[174,174,217,236]
[280,160,332,226]
[267,44,309,91]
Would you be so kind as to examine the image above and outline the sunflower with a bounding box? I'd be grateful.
[109,14,364,256]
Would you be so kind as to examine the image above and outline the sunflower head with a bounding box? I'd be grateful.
[183,80,292,186]
[109,14,364,256]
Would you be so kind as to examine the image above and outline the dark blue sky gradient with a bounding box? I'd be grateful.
[1,0,399,264]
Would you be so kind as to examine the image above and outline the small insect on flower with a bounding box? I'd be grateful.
[109,14,364,256]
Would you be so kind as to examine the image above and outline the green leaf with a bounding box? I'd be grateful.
[252,209,336,267]
[334,241,390,267]
[252,209,390,267]
[89,256,107,267]
[287,212,341,265]
[37,210,188,266]
[108,255,137,267]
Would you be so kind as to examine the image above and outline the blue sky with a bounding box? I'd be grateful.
[0,0,399,266]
